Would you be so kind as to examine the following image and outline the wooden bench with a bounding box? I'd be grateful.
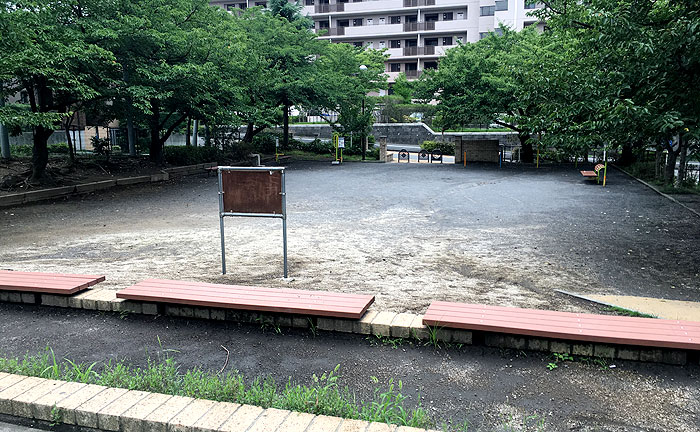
[423,301,700,350]
[117,279,375,319]
[0,270,105,295]
[580,163,605,180]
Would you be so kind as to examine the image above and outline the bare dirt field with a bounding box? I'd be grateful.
[1,161,698,314]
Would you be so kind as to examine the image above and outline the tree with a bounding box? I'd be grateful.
[0,0,116,182]
[392,73,414,104]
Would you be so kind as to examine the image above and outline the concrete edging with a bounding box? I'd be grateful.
[0,287,693,365]
[0,372,438,432]
[0,162,217,209]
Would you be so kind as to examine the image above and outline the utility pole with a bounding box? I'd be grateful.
[0,97,10,160]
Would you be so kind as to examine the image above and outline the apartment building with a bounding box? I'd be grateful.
[211,0,542,87]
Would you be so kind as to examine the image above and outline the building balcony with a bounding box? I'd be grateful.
[403,0,435,6]
[405,69,423,78]
[403,21,435,32]
[315,3,344,13]
[310,0,466,15]
[318,26,345,35]
[325,23,402,37]
[403,45,435,56]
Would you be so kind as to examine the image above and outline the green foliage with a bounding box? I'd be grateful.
[391,73,414,104]
[421,141,455,155]
[164,146,223,166]
[91,138,111,156]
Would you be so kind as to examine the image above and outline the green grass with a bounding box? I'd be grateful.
[284,149,379,162]
[443,128,511,132]
[0,347,431,429]
[604,306,657,319]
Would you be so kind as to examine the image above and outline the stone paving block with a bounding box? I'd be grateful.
[87,289,117,311]
[246,407,290,432]
[337,418,371,432]
[572,343,594,357]
[292,316,309,328]
[0,193,25,207]
[191,401,240,432]
[97,390,151,431]
[40,294,69,308]
[527,338,550,352]
[0,374,11,384]
[435,328,453,343]
[354,311,379,335]
[366,422,397,432]
[306,414,343,432]
[76,180,116,193]
[11,379,66,418]
[390,313,416,338]
[639,348,663,363]
[142,303,159,315]
[218,404,263,432]
[54,383,106,425]
[144,395,194,432]
[116,176,151,186]
[502,336,527,350]
[484,333,504,348]
[616,348,640,361]
[395,427,426,432]
[6,292,21,303]
[210,309,226,321]
[593,344,616,359]
[166,306,194,318]
[451,329,473,344]
[24,186,75,202]
[75,387,128,428]
[0,376,44,414]
[334,318,355,333]
[370,311,397,337]
[409,316,429,340]
[151,172,170,182]
[662,350,687,365]
[78,289,105,310]
[276,411,315,432]
[68,289,97,308]
[121,392,173,432]
[0,291,9,302]
[193,308,211,320]
[317,317,335,331]
[168,398,217,432]
[21,293,37,304]
[111,299,143,314]
[33,381,87,421]
[549,341,571,354]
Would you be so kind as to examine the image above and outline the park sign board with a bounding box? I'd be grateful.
[217,167,288,277]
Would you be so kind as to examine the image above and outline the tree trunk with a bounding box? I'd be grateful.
[282,102,290,150]
[655,144,664,180]
[618,143,634,166]
[64,125,75,166]
[30,126,52,183]
[675,136,688,188]
[664,144,678,185]
[520,133,533,163]
[149,101,163,164]
[204,123,210,147]
[186,118,191,147]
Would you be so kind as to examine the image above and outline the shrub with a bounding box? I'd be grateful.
[164,146,223,166]
[251,132,280,154]
[421,140,454,155]
[48,143,69,154]
[91,137,111,155]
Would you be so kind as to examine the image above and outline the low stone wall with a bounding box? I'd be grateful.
[0,162,217,208]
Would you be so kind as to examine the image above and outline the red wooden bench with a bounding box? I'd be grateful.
[580,164,605,180]
[423,301,700,350]
[117,279,375,319]
[0,270,105,295]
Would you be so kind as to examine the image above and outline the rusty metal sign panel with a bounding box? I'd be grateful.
[221,170,283,214]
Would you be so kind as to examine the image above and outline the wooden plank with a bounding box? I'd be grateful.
[0,270,105,295]
[423,301,700,350]
[580,170,597,177]
[117,279,374,319]
[221,170,283,214]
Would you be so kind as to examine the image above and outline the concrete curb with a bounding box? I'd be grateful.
[612,164,700,218]
[0,373,439,432]
[0,162,217,209]
[0,287,693,365]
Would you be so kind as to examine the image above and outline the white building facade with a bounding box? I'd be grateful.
[211,0,543,86]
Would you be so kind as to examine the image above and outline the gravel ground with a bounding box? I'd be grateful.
[0,161,698,314]
[0,303,699,432]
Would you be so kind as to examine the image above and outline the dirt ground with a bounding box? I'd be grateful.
[1,303,699,432]
[1,161,698,315]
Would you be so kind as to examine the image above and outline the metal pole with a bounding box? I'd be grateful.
[218,168,227,274]
[0,97,10,160]
[281,169,288,278]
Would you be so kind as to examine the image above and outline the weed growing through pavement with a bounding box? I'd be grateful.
[546,352,573,371]
[49,404,62,426]
[604,306,657,319]
[0,346,432,429]
[308,318,318,337]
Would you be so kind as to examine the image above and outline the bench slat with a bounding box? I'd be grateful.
[0,270,105,295]
[117,279,375,319]
[423,301,700,350]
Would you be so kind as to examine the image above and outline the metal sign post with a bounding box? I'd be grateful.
[217,166,288,278]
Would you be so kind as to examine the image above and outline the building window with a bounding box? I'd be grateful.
[424,61,438,70]
[405,15,417,23]
[379,40,386,48]
[379,17,386,24]
[425,37,439,46]
[442,12,453,21]
[495,0,508,11]
[442,36,453,45]
[367,18,373,25]
[305,0,314,5]
[390,39,401,48]
[494,28,503,36]
[524,1,538,9]
[390,16,401,24]
[390,63,401,72]
[479,32,489,39]
[318,20,329,28]
[353,18,363,26]
[255,1,266,6]
[353,41,363,47]
[456,35,464,43]
[457,11,464,20]
[337,19,349,27]
[424,13,438,22]
[480,6,495,16]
